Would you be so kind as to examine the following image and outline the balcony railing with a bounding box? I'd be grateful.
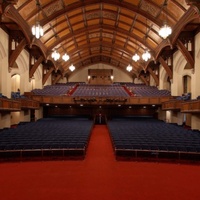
[0,98,40,111]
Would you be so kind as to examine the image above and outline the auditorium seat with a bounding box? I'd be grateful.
[0,117,93,161]
[107,117,200,162]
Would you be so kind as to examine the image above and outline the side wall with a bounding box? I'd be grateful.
[0,28,44,128]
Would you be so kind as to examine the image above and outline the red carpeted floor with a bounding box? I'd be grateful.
[1,125,200,200]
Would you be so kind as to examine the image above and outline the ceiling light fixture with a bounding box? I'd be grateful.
[126,64,132,72]
[62,53,70,62]
[32,1,43,39]
[142,18,151,62]
[158,0,172,39]
[69,64,75,72]
[51,50,60,61]
[132,53,140,62]
[142,50,151,62]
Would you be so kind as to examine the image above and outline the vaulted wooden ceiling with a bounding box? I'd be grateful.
[1,0,200,84]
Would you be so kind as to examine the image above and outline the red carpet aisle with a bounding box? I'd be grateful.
[1,125,200,200]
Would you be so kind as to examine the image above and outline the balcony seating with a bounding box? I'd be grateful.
[107,117,200,162]
[0,117,93,161]
[11,91,27,99]
[124,83,171,97]
[30,82,172,100]
[0,93,8,98]
[176,93,191,101]
[71,84,130,97]
[32,83,77,96]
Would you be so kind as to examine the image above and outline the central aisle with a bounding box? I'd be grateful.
[85,124,115,162]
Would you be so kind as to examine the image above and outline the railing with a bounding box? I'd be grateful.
[130,96,171,105]
[30,95,172,105]
[32,95,74,104]
[0,98,40,111]
[2,95,200,113]
[181,100,200,113]
[20,98,40,109]
[162,99,183,110]
[162,99,200,113]
[0,98,21,111]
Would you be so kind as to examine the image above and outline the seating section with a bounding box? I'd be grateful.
[124,83,171,97]
[0,117,93,161]
[11,91,27,99]
[32,83,77,96]
[0,93,8,98]
[31,82,172,98]
[176,92,191,101]
[107,117,200,162]
[71,84,130,97]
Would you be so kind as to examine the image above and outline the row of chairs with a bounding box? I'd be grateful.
[0,118,93,159]
[32,83,77,96]
[107,117,200,155]
[72,85,130,97]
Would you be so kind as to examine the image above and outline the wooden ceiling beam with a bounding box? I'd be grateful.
[43,67,54,85]
[148,67,159,86]
[40,0,163,28]
[52,74,62,85]
[176,39,194,68]
[3,4,32,43]
[158,56,173,79]
[47,24,154,53]
[29,56,44,79]
[140,74,149,85]
[9,38,27,68]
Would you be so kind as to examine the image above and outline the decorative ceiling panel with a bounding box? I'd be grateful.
[1,0,199,80]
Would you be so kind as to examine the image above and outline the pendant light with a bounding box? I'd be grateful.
[32,1,43,39]
[142,18,151,62]
[158,0,172,39]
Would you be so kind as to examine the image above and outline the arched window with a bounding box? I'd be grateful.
[183,75,191,94]
[11,74,20,92]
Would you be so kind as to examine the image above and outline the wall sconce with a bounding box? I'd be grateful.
[11,39,16,50]
[167,57,172,66]
[31,56,35,65]
[188,40,192,51]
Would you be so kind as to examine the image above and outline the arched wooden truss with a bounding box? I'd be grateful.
[1,0,200,85]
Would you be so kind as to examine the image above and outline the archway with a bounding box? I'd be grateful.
[11,74,20,93]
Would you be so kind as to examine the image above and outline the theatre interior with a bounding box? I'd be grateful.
[0,0,200,200]
[0,0,200,160]
[1,1,200,199]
